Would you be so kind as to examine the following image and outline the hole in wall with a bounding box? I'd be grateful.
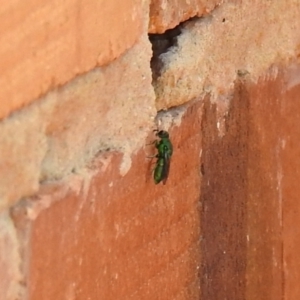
[149,27,181,81]
[149,17,199,82]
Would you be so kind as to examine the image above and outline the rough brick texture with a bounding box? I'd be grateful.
[1,0,300,300]
[149,0,220,33]
[152,1,300,110]
[11,102,202,300]
[0,34,155,211]
[0,0,145,120]
[200,85,248,299]
[199,65,300,299]
[0,211,24,300]
[7,63,300,300]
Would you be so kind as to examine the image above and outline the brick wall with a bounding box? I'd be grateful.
[1,1,300,299]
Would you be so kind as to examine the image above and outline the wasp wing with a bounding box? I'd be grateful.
[162,152,171,185]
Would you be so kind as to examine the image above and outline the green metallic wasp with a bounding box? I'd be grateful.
[151,130,173,185]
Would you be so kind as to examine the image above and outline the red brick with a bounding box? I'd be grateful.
[199,64,300,299]
[0,34,155,211]
[200,87,249,299]
[280,64,300,300]
[11,101,202,299]
[0,0,145,120]
[149,0,220,33]
[6,63,300,299]
[244,75,283,300]
[242,64,300,299]
[152,1,300,111]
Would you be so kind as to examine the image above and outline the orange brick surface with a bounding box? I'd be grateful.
[149,0,220,33]
[280,66,300,300]
[199,65,300,299]
[0,0,145,120]
[8,65,300,299]
[11,102,203,299]
[244,73,284,300]
[0,34,155,211]
[1,1,300,299]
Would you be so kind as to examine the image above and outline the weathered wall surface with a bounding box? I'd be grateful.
[11,102,203,300]
[200,66,300,300]
[0,0,145,120]
[1,0,300,299]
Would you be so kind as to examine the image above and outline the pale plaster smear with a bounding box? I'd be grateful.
[0,211,24,299]
[0,34,155,210]
[154,0,300,110]
[1,0,300,209]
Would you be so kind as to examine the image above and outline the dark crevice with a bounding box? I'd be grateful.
[149,26,181,82]
[149,17,199,82]
[149,26,181,57]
